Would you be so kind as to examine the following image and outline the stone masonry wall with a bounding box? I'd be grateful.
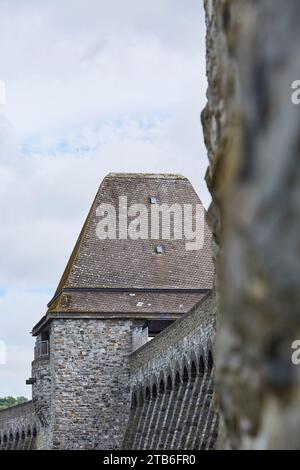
[0,401,38,450]
[32,356,52,449]
[46,319,133,450]
[202,0,300,449]
[124,293,219,449]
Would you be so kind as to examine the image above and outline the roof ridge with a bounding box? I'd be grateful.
[106,173,187,179]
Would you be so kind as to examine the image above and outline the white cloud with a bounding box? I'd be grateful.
[0,288,50,398]
[0,0,209,396]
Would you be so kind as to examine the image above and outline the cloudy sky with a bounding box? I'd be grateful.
[0,0,208,397]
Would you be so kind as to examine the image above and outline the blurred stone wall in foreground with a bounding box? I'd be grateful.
[202,0,300,449]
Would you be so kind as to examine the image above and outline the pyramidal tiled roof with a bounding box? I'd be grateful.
[33,173,214,332]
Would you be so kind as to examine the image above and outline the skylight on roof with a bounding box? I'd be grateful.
[149,196,157,204]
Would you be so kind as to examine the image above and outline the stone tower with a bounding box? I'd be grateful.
[29,173,213,450]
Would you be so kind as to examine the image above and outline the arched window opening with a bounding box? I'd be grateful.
[9,432,13,441]
[191,361,197,382]
[33,427,37,438]
[3,434,7,443]
[199,356,205,376]
[21,431,25,441]
[175,371,181,388]
[145,387,151,401]
[152,383,157,399]
[183,366,189,383]
[208,350,214,370]
[159,379,165,394]
[167,375,172,391]
[27,427,32,437]
[131,392,138,410]
[15,431,20,441]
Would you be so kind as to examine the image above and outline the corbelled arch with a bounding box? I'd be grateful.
[157,371,166,395]
[182,363,189,384]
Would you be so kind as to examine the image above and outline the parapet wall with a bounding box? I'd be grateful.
[124,293,219,450]
[0,401,38,450]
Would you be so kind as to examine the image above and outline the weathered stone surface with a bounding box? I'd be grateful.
[50,319,132,450]
[203,0,300,449]
[32,357,52,448]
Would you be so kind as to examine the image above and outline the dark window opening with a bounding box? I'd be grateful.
[199,356,205,376]
[139,391,144,407]
[183,366,189,383]
[35,330,50,360]
[208,350,213,370]
[191,361,197,381]
[132,393,138,410]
